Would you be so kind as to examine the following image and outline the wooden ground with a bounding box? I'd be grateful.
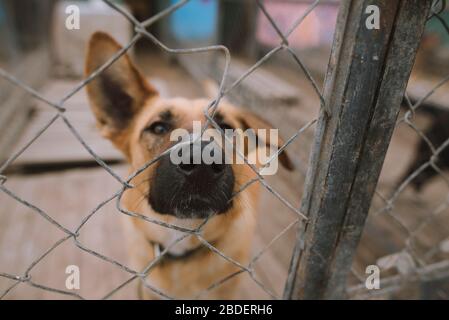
[1,53,449,299]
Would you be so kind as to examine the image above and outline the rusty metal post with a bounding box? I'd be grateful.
[284,0,432,299]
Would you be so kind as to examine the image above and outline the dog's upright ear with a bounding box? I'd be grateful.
[236,110,294,171]
[85,32,157,154]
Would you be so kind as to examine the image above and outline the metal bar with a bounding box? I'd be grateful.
[286,0,432,299]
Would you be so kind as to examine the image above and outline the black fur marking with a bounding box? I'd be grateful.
[399,98,449,191]
[159,110,173,122]
[213,112,233,130]
[99,75,134,129]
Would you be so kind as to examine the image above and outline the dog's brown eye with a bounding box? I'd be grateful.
[146,121,171,135]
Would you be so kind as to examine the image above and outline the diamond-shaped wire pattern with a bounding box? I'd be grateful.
[0,0,326,299]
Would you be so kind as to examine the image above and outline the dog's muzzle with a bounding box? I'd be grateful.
[148,138,235,219]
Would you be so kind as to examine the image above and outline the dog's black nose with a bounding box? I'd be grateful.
[178,162,226,176]
[176,140,226,178]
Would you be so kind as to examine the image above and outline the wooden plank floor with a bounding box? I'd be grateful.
[0,166,136,299]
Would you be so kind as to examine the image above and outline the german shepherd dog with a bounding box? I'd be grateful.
[85,32,293,299]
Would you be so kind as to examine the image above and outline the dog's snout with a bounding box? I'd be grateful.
[149,139,234,219]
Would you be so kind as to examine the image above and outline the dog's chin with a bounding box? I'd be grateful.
[148,193,233,219]
[173,201,230,219]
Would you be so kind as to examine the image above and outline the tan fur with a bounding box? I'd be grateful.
[85,32,292,299]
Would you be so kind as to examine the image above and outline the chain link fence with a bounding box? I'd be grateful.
[0,0,325,300]
[0,0,447,300]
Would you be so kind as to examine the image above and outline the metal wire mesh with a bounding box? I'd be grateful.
[0,0,327,299]
[348,0,449,299]
[2,0,447,300]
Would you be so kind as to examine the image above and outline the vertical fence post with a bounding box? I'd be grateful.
[284,0,432,299]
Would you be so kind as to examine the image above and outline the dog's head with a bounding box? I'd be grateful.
[85,32,293,219]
